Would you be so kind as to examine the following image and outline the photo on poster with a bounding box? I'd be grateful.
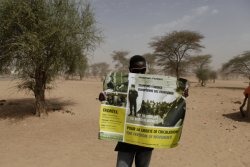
[102,72,129,107]
[125,73,186,127]
[104,92,127,107]
[103,72,129,93]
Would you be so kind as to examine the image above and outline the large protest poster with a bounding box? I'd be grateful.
[99,72,186,148]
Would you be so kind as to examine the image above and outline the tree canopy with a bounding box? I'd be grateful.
[150,30,204,78]
[111,50,129,72]
[221,51,250,80]
[188,54,212,70]
[90,62,110,80]
[142,53,157,74]
[0,0,102,116]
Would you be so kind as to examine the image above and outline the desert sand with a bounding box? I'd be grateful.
[0,77,250,167]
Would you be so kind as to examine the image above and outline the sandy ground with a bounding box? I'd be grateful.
[0,77,250,167]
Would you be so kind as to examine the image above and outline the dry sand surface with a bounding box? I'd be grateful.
[0,77,250,167]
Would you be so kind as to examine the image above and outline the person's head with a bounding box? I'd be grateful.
[129,55,147,74]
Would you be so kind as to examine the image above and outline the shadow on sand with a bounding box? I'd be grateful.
[0,98,75,120]
[222,111,250,123]
[208,86,244,90]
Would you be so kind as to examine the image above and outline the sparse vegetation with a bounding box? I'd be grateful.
[111,50,130,72]
[0,0,102,116]
[150,30,204,78]
[221,51,250,81]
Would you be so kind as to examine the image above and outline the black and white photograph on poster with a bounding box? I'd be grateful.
[128,84,138,116]
[126,73,186,127]
[101,72,129,107]
[103,92,127,107]
[103,72,129,93]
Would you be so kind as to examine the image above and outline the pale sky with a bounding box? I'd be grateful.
[89,0,250,70]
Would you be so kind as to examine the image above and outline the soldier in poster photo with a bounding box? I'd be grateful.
[128,84,138,116]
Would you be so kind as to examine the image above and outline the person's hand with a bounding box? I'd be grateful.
[98,92,106,101]
[183,88,189,98]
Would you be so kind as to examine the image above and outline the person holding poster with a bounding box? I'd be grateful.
[114,55,153,167]
[99,55,189,167]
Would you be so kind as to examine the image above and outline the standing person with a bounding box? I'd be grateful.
[99,55,189,167]
[115,55,153,167]
[240,83,250,117]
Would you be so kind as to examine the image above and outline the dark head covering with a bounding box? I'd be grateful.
[129,55,147,74]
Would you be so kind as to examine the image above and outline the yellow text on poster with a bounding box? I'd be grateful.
[124,124,182,148]
[99,105,126,133]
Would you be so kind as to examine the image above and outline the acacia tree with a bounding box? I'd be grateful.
[90,62,110,80]
[160,60,190,76]
[0,0,102,116]
[111,50,129,72]
[195,69,210,86]
[98,62,110,80]
[90,64,99,78]
[209,70,218,83]
[150,30,204,78]
[221,51,250,81]
[188,54,212,86]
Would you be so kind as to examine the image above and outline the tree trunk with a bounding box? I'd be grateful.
[80,74,83,80]
[176,65,179,79]
[201,80,205,87]
[35,90,46,117]
[34,70,47,117]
